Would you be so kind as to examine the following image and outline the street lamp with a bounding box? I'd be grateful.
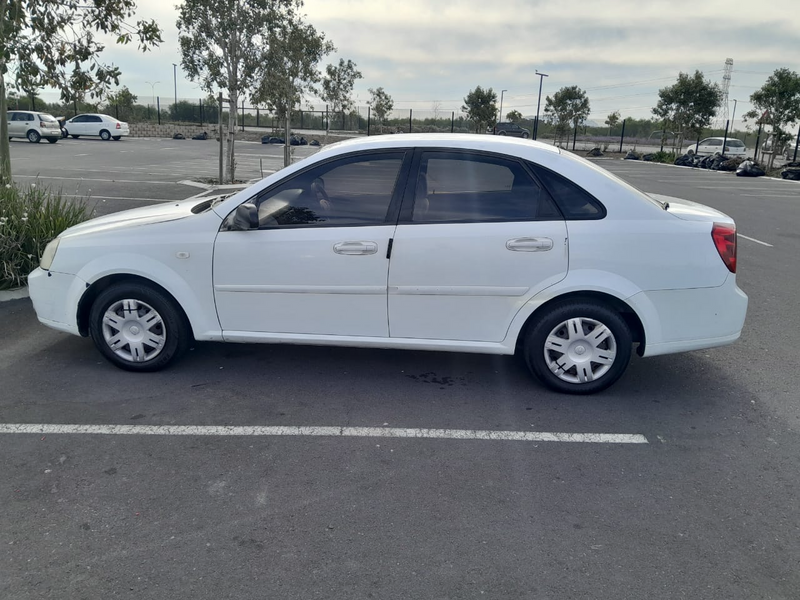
[144,80,160,107]
[534,70,549,140]
[172,64,178,108]
[499,89,507,127]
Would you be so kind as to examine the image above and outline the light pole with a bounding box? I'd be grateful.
[534,70,549,140]
[172,64,178,108]
[145,81,160,107]
[731,99,738,133]
[498,89,507,127]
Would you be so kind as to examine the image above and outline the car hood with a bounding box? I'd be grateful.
[61,198,212,239]
[649,193,734,224]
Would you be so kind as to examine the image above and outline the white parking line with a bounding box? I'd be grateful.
[739,234,774,247]
[62,194,176,202]
[13,175,185,185]
[0,423,649,444]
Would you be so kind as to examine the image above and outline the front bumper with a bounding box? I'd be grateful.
[27,268,87,336]
[627,274,748,357]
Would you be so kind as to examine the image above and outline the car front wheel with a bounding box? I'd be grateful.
[100,129,111,141]
[522,132,529,139]
[524,301,632,394]
[89,282,190,372]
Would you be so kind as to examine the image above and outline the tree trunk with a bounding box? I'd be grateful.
[226,90,238,183]
[0,70,10,184]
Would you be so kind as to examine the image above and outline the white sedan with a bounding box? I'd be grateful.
[28,134,747,394]
[64,113,130,140]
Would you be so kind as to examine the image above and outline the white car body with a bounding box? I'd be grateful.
[685,137,748,157]
[65,113,130,140]
[28,134,748,392]
[6,110,62,143]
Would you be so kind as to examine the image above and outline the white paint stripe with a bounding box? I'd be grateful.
[739,234,773,247]
[178,179,212,189]
[741,194,798,198]
[61,194,175,202]
[13,175,179,184]
[0,423,648,444]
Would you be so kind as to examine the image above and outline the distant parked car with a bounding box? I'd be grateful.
[491,122,530,138]
[64,113,129,140]
[6,110,62,143]
[784,141,799,161]
[684,137,747,157]
[261,136,285,144]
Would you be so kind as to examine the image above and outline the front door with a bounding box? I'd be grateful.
[213,150,410,337]
[9,112,33,137]
[388,150,568,342]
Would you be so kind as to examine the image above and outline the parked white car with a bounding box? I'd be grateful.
[6,110,62,143]
[685,137,747,157]
[64,113,129,140]
[28,134,747,394]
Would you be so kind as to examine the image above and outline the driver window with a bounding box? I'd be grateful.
[252,152,404,228]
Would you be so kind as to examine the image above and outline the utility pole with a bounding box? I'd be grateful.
[534,70,549,140]
[498,89,507,128]
[172,64,178,109]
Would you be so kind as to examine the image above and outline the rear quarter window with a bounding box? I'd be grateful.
[530,165,606,220]
[727,139,744,148]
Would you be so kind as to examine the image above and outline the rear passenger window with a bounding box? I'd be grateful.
[411,152,560,223]
[533,166,605,220]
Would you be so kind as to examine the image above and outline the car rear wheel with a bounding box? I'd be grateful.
[112,136,121,141]
[27,130,41,143]
[498,130,506,136]
[89,282,190,372]
[100,129,111,141]
[524,301,632,394]
[522,132,529,139]
[71,134,80,139]
[46,138,58,144]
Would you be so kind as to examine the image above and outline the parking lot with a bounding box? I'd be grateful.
[2,141,800,599]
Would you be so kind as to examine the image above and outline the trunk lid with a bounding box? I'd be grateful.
[649,193,734,225]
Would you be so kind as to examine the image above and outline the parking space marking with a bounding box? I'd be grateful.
[0,423,649,444]
[741,193,798,198]
[13,175,188,185]
[62,194,175,202]
[739,234,774,247]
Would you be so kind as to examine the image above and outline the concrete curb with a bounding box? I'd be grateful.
[0,287,29,302]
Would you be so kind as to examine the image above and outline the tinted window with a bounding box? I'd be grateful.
[71,116,86,123]
[12,113,33,121]
[90,116,103,123]
[38,114,57,122]
[252,152,404,228]
[726,139,744,148]
[706,139,722,146]
[411,152,560,222]
[533,166,605,220]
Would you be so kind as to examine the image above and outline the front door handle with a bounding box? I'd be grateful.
[333,241,379,255]
[506,237,554,252]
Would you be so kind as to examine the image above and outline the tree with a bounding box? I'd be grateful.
[368,87,394,133]
[321,58,362,141]
[462,86,498,133]
[506,109,523,124]
[744,68,800,170]
[0,0,162,182]
[605,110,620,135]
[105,87,138,121]
[253,18,333,166]
[544,86,590,146]
[652,71,722,152]
[177,0,300,183]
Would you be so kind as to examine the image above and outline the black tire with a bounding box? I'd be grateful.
[100,129,111,141]
[47,137,58,144]
[522,132,529,139]
[498,130,506,136]
[88,282,190,372]
[112,136,121,141]
[524,301,632,394]
[71,134,80,139]
[27,130,41,143]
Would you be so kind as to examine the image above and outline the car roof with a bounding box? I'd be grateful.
[319,133,559,157]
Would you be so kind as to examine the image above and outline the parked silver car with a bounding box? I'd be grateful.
[6,110,61,143]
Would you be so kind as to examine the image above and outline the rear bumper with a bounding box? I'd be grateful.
[627,274,748,357]
[28,267,86,336]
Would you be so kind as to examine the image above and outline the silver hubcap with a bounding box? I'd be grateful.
[102,299,166,363]
[543,317,617,384]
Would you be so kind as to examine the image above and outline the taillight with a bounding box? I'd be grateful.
[116,122,121,129]
[712,222,737,273]
[40,121,46,128]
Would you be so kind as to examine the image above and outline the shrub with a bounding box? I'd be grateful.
[0,183,90,290]
[649,151,677,164]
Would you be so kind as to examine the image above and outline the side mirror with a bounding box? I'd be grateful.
[231,203,258,230]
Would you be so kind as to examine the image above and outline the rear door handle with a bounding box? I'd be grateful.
[333,241,378,255]
[506,237,554,252]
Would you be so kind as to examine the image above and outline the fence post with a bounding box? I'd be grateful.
[218,92,223,184]
[256,108,259,128]
[754,122,763,162]
[451,111,455,133]
[367,107,370,136]
[721,120,730,156]
[157,96,161,125]
[695,131,701,154]
[300,110,303,129]
[572,122,577,151]
[619,119,626,153]
[241,98,245,132]
[409,109,413,133]
[199,99,203,126]
[325,105,328,132]
[793,126,800,163]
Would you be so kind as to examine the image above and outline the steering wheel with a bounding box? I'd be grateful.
[311,178,332,213]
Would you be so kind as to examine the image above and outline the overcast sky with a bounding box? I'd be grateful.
[34,0,800,126]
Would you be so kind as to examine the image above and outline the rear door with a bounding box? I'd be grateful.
[7,112,22,136]
[387,149,568,343]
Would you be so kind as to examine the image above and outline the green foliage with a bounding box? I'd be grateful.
[653,71,722,150]
[544,86,590,143]
[605,110,620,133]
[744,68,800,169]
[648,151,677,164]
[0,0,162,182]
[105,86,138,121]
[321,59,363,115]
[0,183,89,289]
[368,87,394,132]
[506,109,523,123]
[462,86,498,133]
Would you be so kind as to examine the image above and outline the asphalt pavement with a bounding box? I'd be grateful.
[1,148,799,599]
